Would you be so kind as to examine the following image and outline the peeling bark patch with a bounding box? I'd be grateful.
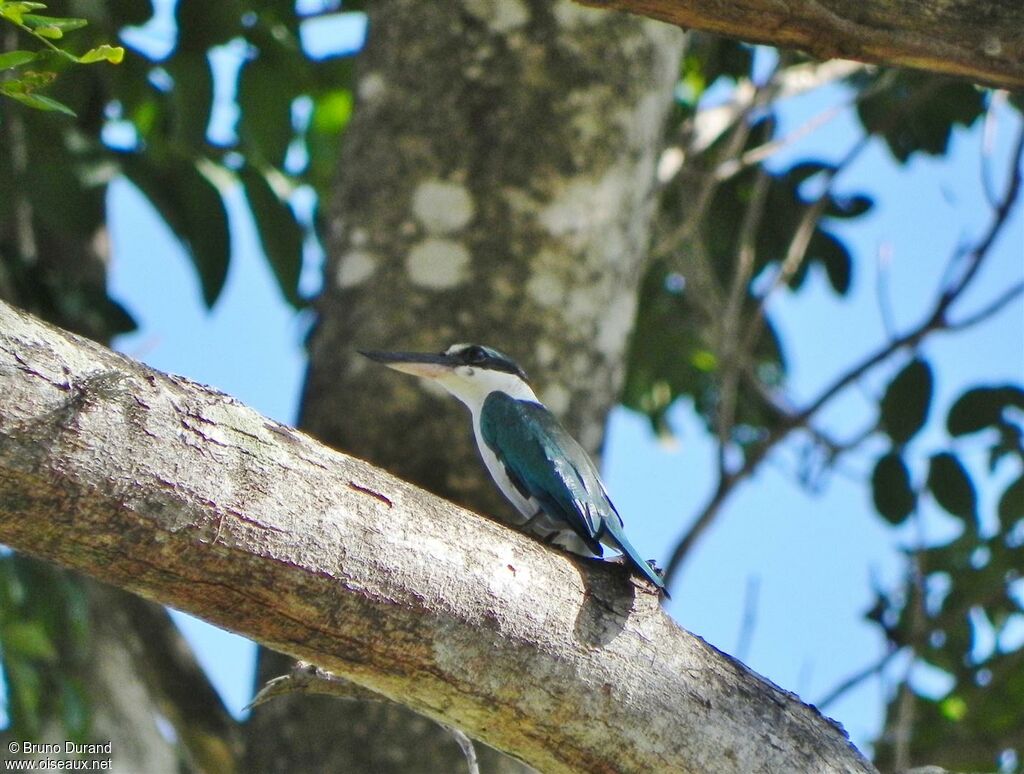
[595,294,638,356]
[526,271,565,307]
[552,0,604,29]
[540,383,570,416]
[464,0,531,32]
[348,481,393,507]
[411,180,476,235]
[358,72,386,102]
[406,239,471,289]
[539,167,632,245]
[336,250,379,288]
[982,35,1002,56]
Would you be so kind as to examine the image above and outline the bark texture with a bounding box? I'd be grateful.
[1,101,218,774]
[0,300,878,774]
[575,0,1024,89]
[264,1,687,769]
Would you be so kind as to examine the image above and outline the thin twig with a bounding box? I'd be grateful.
[653,57,790,259]
[712,63,886,184]
[980,91,1007,209]
[948,280,1024,331]
[938,124,1024,308]
[715,101,847,182]
[740,132,872,359]
[739,362,875,486]
[875,242,897,339]
[892,517,929,772]
[717,167,772,468]
[816,649,899,712]
[246,662,386,709]
[664,121,1024,588]
[735,575,761,662]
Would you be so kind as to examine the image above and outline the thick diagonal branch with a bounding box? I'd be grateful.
[0,300,875,774]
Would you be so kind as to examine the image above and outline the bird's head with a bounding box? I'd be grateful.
[360,343,537,409]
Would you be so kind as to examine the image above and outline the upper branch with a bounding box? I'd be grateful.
[0,300,875,774]
[575,0,1024,90]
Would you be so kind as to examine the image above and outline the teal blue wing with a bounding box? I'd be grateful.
[480,393,665,592]
[480,392,606,555]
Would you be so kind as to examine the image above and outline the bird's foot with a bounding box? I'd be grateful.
[606,555,665,576]
[645,558,666,579]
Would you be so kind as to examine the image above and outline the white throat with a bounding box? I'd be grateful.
[435,366,539,416]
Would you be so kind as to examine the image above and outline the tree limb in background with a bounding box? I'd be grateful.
[248,663,481,774]
[0,300,876,774]
[573,0,1024,89]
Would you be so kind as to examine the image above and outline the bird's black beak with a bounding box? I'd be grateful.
[359,350,455,379]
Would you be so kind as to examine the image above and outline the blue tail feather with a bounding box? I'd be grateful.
[603,520,668,596]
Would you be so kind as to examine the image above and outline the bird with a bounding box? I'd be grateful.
[360,343,666,594]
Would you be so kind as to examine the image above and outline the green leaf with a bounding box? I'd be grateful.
[872,452,916,524]
[683,37,752,89]
[0,67,55,92]
[4,656,42,733]
[3,89,76,116]
[241,165,305,308]
[166,51,214,148]
[881,358,934,445]
[810,229,852,295]
[0,2,47,25]
[927,452,977,522]
[826,193,873,219]
[858,71,986,163]
[786,160,837,186]
[938,695,968,722]
[998,473,1024,523]
[79,44,124,64]
[988,421,1023,471]
[238,48,302,166]
[123,155,231,307]
[22,13,88,32]
[60,679,89,739]
[0,50,37,69]
[2,620,58,661]
[948,386,1024,436]
[311,88,353,136]
[31,24,62,38]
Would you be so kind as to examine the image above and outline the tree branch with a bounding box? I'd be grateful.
[573,0,1024,90]
[0,301,875,774]
[249,663,480,774]
[816,649,899,712]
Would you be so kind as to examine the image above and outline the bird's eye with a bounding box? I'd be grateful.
[465,346,487,363]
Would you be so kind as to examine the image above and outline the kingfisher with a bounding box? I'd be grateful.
[360,343,665,594]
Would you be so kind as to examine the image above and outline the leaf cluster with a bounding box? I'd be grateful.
[0,555,91,739]
[0,1,123,116]
[629,38,1022,771]
[1,1,358,322]
[871,382,1024,770]
[0,0,360,742]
